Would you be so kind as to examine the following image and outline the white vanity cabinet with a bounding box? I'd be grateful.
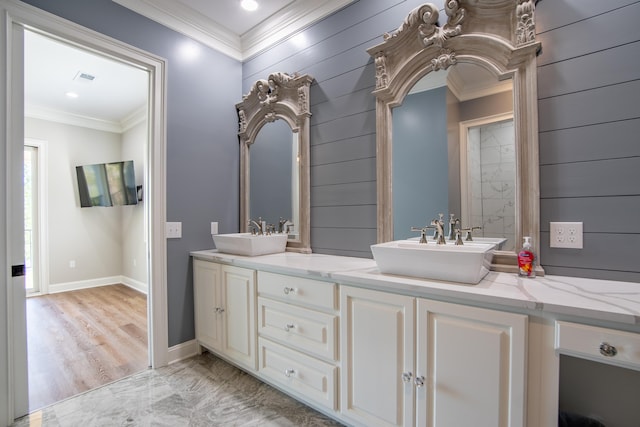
[193,259,257,371]
[340,285,527,427]
[256,271,340,411]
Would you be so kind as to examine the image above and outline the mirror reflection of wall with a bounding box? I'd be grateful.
[392,63,515,247]
[464,118,515,251]
[249,118,298,236]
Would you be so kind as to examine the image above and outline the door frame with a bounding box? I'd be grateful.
[1,0,169,422]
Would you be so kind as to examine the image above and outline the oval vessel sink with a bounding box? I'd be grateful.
[371,240,495,284]
[212,233,288,256]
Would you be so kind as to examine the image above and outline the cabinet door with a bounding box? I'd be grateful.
[340,286,415,427]
[193,259,223,352]
[416,300,527,427]
[221,265,257,371]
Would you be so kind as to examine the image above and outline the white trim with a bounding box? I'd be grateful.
[26,104,147,133]
[112,0,354,61]
[121,276,148,294]
[24,138,49,296]
[1,0,169,420]
[241,0,354,60]
[167,339,199,365]
[46,276,147,294]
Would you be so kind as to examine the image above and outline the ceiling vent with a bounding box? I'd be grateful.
[74,71,96,82]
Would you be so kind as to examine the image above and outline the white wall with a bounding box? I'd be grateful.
[121,120,147,288]
[25,117,146,292]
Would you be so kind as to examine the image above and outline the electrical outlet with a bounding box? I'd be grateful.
[211,221,219,235]
[550,222,583,249]
[166,222,182,239]
[69,260,76,269]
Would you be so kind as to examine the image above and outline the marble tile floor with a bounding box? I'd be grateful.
[12,352,344,427]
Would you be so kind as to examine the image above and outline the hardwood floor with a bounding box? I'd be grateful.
[26,284,148,411]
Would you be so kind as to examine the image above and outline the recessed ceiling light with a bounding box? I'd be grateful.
[65,91,79,98]
[241,0,258,12]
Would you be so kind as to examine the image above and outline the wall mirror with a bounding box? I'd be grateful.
[236,72,313,253]
[368,1,542,272]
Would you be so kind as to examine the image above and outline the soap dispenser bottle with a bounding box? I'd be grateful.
[517,236,536,278]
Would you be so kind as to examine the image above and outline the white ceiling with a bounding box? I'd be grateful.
[24,0,353,131]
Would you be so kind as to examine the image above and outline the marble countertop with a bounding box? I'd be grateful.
[190,250,640,327]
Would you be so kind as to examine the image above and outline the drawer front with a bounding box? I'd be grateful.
[258,297,338,361]
[257,271,338,311]
[258,338,338,411]
[556,321,640,370]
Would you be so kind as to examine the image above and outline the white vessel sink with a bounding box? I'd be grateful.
[371,240,495,284]
[212,233,288,256]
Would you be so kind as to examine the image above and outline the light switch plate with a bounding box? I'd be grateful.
[211,221,219,235]
[166,222,182,239]
[550,222,583,249]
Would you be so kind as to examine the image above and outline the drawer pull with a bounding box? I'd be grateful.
[284,323,296,332]
[284,368,296,378]
[402,372,413,383]
[599,342,618,357]
[414,376,425,388]
[283,286,296,295]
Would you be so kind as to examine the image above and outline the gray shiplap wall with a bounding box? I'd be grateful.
[243,0,432,257]
[537,0,640,282]
[245,0,640,282]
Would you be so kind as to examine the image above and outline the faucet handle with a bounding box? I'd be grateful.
[462,226,482,241]
[410,226,431,244]
[454,228,464,245]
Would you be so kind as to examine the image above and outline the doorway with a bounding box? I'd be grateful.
[23,29,151,410]
[2,2,169,422]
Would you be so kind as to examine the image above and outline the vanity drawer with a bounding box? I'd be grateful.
[258,297,338,361]
[259,337,338,411]
[257,271,337,311]
[555,321,640,370]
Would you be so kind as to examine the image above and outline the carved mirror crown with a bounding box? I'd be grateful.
[368,1,542,272]
[236,72,313,253]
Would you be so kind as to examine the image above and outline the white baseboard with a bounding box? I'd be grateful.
[121,276,148,294]
[48,276,123,294]
[48,275,148,294]
[168,340,199,365]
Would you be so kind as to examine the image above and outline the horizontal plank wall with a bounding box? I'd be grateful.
[536,0,640,282]
[243,0,436,257]
[244,0,640,280]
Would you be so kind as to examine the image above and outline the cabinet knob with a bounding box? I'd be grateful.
[414,376,425,388]
[283,287,296,295]
[284,323,296,332]
[402,372,413,383]
[284,368,296,378]
[599,342,618,357]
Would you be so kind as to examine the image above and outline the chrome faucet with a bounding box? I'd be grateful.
[448,214,460,240]
[278,218,294,234]
[249,217,267,235]
[432,214,446,245]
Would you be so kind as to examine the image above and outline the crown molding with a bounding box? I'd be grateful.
[112,0,354,61]
[113,0,242,60]
[241,0,354,60]
[26,104,146,133]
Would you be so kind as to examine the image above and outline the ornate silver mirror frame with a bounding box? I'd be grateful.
[368,1,542,272]
[236,72,313,253]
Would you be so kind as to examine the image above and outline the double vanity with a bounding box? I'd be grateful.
[191,248,640,427]
[195,2,640,426]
